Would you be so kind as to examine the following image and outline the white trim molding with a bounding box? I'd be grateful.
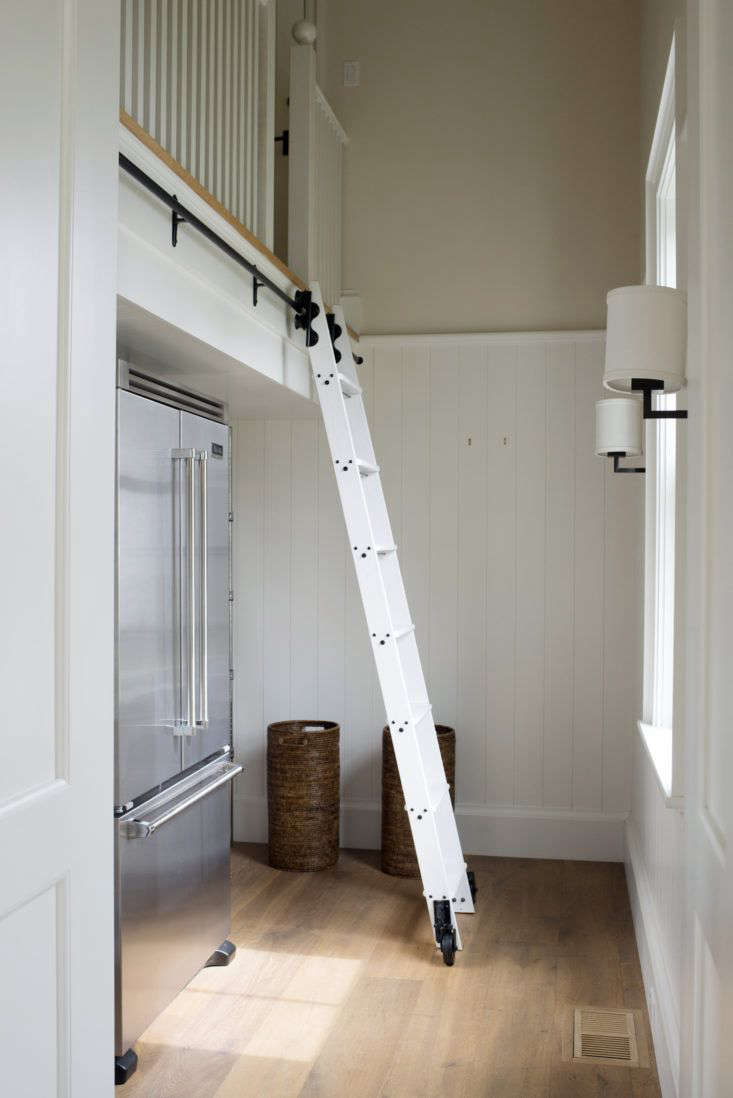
[625,821,680,1098]
[360,330,605,348]
[235,795,627,862]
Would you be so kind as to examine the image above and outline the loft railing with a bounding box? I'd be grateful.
[120,0,275,248]
[288,41,349,309]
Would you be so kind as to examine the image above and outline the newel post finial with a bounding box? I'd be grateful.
[292,19,317,44]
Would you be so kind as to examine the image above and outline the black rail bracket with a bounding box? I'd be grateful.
[171,201,186,247]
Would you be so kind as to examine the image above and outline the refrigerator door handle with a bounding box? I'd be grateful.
[198,450,209,727]
[172,448,198,735]
[120,762,242,839]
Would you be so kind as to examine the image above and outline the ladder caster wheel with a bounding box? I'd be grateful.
[440,930,456,966]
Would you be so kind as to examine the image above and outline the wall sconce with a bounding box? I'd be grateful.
[603,286,688,420]
[596,398,645,474]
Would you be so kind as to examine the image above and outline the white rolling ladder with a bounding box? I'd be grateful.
[300,284,476,964]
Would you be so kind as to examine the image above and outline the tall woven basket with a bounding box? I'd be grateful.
[267,720,340,871]
[381,723,456,877]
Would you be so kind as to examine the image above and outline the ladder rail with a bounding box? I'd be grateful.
[307,287,474,955]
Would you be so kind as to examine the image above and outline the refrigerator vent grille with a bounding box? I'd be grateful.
[122,367,227,423]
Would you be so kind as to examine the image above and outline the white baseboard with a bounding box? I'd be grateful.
[233,795,626,861]
[625,821,680,1098]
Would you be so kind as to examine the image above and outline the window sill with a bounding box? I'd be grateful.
[636,720,684,809]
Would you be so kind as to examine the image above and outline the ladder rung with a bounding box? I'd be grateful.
[394,624,415,640]
[338,373,361,397]
[356,459,379,476]
[376,544,397,555]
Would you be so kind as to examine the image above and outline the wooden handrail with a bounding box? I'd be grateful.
[119,110,358,341]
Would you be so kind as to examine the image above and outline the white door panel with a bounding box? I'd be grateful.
[0,1,119,1094]
[682,2,733,1094]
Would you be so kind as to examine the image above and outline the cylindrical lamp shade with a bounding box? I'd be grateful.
[604,285,686,393]
[595,398,643,457]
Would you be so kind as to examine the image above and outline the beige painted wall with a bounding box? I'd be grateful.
[323,0,641,334]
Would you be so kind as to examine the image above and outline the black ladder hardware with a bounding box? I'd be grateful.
[293,289,320,347]
[326,313,343,362]
[434,899,457,966]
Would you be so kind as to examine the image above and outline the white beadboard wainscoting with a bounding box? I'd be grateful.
[120,0,275,245]
[232,332,643,859]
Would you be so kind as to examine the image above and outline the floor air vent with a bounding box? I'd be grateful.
[119,363,227,423]
[573,1008,639,1066]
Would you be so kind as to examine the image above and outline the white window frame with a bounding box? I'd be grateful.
[638,35,684,805]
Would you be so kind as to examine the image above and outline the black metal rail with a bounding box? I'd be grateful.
[119,152,309,318]
[117,152,368,361]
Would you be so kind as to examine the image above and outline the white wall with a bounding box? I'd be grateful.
[232,331,643,859]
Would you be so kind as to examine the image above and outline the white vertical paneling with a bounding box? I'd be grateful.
[543,344,575,808]
[514,345,546,807]
[485,345,517,805]
[457,347,488,804]
[232,332,642,849]
[232,420,265,798]
[316,423,346,763]
[120,0,274,241]
[573,342,605,810]
[290,421,319,716]
[428,348,459,731]
[401,348,431,647]
[262,421,292,742]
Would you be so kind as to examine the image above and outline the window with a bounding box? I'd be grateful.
[639,37,681,801]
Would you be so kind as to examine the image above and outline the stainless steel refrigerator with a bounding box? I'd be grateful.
[114,369,241,1085]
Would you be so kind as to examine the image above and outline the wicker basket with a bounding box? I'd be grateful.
[267,720,340,871]
[381,723,456,877]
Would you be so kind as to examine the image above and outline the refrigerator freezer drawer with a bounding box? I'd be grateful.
[115,762,240,1055]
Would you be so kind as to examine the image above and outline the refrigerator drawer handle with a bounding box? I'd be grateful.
[121,763,242,839]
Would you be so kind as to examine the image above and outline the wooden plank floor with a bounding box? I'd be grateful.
[123,845,661,1097]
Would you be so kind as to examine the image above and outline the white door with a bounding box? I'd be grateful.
[0,2,119,1095]
[680,2,733,1093]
